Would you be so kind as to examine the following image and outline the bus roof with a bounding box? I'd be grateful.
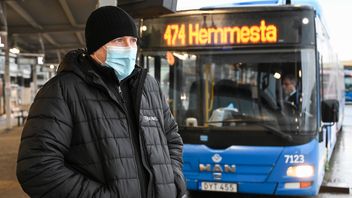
[200,0,323,16]
[195,0,328,40]
[159,5,314,18]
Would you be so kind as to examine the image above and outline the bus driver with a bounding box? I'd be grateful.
[282,74,299,108]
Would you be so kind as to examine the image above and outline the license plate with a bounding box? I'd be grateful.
[201,181,237,193]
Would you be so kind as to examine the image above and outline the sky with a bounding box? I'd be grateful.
[176,0,352,61]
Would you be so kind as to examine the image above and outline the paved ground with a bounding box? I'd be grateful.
[0,127,28,198]
[0,106,351,198]
[318,105,352,198]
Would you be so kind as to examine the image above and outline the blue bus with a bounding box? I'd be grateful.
[139,0,344,196]
[344,69,352,102]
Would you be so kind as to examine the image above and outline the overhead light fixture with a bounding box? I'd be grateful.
[141,25,147,31]
[273,72,281,79]
[10,47,20,54]
[37,56,44,65]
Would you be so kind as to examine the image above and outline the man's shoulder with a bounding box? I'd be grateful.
[290,91,298,98]
[144,73,160,90]
[145,73,157,83]
[37,72,82,95]
[48,71,82,86]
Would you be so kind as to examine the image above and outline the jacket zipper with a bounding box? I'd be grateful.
[87,74,126,114]
[88,70,152,198]
[117,85,147,198]
[134,70,154,198]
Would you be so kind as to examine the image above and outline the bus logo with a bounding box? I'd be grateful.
[212,154,222,163]
[199,164,236,173]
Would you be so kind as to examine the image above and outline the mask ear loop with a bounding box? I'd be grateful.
[92,46,108,65]
[93,54,104,65]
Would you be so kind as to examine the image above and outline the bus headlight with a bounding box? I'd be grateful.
[286,165,314,178]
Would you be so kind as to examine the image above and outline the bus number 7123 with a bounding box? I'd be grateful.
[284,154,305,164]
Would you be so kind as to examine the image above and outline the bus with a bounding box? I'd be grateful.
[139,0,344,196]
[344,68,352,102]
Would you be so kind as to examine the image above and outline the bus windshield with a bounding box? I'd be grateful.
[144,48,317,145]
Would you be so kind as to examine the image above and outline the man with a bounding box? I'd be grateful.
[282,74,299,107]
[16,6,186,198]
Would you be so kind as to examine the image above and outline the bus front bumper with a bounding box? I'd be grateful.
[186,178,318,196]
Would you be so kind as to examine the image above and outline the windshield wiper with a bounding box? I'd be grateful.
[256,122,294,142]
[206,116,294,142]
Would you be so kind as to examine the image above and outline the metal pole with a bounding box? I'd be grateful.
[32,64,37,100]
[0,2,11,130]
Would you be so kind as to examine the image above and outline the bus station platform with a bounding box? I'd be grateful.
[0,108,351,198]
[0,127,28,198]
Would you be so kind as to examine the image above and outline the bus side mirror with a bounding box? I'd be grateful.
[321,99,339,122]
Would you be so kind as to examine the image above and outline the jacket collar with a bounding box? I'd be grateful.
[57,49,142,86]
[57,49,147,102]
[57,49,150,116]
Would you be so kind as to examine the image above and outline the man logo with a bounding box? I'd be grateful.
[199,154,236,175]
[212,154,222,163]
[199,164,236,173]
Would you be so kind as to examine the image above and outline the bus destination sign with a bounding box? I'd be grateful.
[163,20,277,47]
[141,10,315,50]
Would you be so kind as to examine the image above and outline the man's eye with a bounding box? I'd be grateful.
[112,39,123,43]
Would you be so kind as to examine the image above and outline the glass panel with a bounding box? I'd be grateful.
[145,56,155,78]
[344,69,352,102]
[160,58,170,105]
[345,71,352,92]
[300,49,317,132]
[148,49,317,143]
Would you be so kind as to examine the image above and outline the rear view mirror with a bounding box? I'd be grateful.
[321,100,339,122]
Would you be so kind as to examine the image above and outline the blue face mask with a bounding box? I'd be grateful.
[104,46,137,81]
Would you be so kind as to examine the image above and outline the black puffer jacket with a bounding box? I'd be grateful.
[16,49,186,198]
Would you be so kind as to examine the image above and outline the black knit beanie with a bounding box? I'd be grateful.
[85,6,138,54]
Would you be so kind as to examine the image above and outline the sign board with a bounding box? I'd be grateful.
[118,0,177,18]
[141,9,315,50]
[17,57,37,65]
[0,31,6,48]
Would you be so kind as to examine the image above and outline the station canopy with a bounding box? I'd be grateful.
[2,0,96,64]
